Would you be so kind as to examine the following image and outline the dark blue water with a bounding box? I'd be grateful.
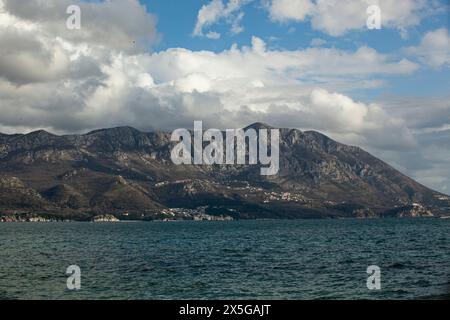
[0,218,449,300]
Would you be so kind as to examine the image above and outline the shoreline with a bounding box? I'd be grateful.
[1,216,448,223]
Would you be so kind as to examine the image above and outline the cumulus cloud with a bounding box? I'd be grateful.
[405,28,450,68]
[267,0,314,22]
[265,0,442,37]
[0,0,420,137]
[0,0,158,85]
[1,0,158,52]
[0,15,419,146]
[140,37,417,94]
[0,29,70,84]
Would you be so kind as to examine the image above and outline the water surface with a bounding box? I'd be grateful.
[0,218,449,299]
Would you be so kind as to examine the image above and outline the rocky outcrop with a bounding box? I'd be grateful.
[0,176,50,210]
[92,214,120,222]
[0,214,56,222]
[383,203,434,218]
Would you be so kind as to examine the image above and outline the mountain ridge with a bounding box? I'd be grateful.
[0,123,449,221]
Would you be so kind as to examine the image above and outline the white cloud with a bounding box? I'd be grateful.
[1,0,158,52]
[268,0,314,22]
[0,0,419,144]
[147,37,417,88]
[193,0,249,38]
[193,0,225,36]
[206,31,221,39]
[0,12,419,145]
[266,0,442,37]
[405,28,450,68]
[0,0,158,85]
[230,11,245,34]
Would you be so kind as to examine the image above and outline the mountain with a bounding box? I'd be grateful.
[0,124,449,221]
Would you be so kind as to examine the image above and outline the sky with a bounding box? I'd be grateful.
[0,0,449,193]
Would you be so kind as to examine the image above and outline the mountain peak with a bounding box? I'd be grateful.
[87,126,142,136]
[244,122,274,130]
[26,129,54,137]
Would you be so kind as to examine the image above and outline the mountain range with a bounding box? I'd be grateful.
[1,123,449,221]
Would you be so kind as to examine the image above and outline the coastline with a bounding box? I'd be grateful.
[1,214,448,223]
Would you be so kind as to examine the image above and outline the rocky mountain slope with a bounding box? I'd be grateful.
[0,124,449,220]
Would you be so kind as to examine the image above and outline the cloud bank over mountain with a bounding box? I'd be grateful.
[0,0,448,193]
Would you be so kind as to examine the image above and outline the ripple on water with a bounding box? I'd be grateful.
[0,218,449,299]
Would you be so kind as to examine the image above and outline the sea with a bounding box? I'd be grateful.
[0,218,449,300]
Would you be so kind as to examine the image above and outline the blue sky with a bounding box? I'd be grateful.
[75,0,449,107]
[144,0,449,101]
[147,0,446,51]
